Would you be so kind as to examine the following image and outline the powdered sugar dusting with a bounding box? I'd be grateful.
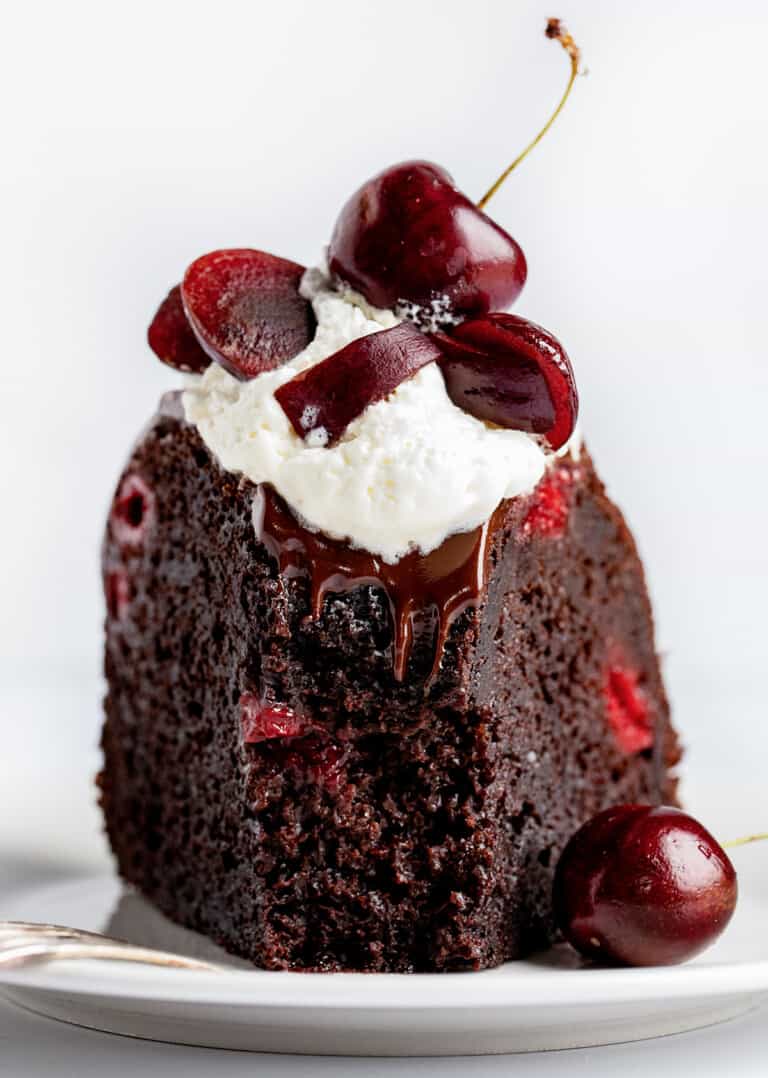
[300,404,320,431]
[395,294,463,332]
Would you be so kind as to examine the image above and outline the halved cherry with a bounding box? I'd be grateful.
[432,314,578,450]
[181,249,316,380]
[275,322,443,446]
[147,285,211,374]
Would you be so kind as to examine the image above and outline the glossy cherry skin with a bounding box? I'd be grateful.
[433,314,578,450]
[328,161,527,326]
[275,322,443,446]
[181,249,316,380]
[553,805,738,967]
[147,285,211,374]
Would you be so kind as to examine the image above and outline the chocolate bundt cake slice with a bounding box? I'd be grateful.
[100,119,681,971]
[100,393,678,971]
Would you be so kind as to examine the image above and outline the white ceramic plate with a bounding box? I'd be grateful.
[2,845,767,1057]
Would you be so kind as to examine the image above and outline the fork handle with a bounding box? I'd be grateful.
[0,922,220,972]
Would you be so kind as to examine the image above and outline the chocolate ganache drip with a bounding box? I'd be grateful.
[253,485,503,682]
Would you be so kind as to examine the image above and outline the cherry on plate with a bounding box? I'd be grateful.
[182,249,316,380]
[328,161,526,327]
[553,805,738,967]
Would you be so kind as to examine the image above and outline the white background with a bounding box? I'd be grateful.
[2,0,767,696]
[1,0,767,1072]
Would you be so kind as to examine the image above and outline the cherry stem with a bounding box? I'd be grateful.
[723,832,768,850]
[477,18,582,212]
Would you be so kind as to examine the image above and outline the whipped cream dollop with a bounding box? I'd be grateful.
[183,267,567,563]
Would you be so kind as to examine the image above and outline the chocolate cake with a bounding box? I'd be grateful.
[100,388,678,970]
[99,51,680,969]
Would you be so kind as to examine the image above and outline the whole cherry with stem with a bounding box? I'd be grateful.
[147,20,584,454]
[723,831,768,849]
[328,19,583,327]
[276,20,584,447]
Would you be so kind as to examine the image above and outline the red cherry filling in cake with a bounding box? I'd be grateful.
[604,664,654,754]
[240,694,307,743]
[522,468,573,538]
[252,736,349,798]
[104,569,131,621]
[111,474,154,548]
[240,692,350,791]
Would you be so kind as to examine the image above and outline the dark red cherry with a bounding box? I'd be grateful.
[147,285,211,374]
[275,322,444,446]
[553,805,738,967]
[433,314,578,450]
[181,249,316,380]
[328,161,526,327]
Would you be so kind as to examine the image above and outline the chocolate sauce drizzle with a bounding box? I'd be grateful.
[253,485,503,683]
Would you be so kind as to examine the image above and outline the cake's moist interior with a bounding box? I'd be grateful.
[100,401,678,971]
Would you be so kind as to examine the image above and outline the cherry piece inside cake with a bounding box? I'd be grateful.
[99,21,680,972]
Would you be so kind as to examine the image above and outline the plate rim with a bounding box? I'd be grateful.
[3,872,768,1010]
[4,961,768,1008]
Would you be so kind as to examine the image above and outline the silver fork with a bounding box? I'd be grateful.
[0,920,222,972]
